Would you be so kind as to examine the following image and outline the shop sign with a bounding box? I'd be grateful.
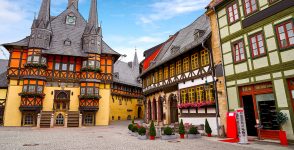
[236,109,248,144]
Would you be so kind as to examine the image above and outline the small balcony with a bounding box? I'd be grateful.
[79,94,100,112]
[18,92,45,111]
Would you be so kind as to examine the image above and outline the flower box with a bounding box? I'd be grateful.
[79,94,101,100]
[81,67,102,73]
[24,63,47,69]
[177,101,215,109]
[187,134,201,139]
[161,135,177,140]
[19,92,45,98]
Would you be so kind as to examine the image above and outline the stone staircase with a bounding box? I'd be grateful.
[67,111,80,127]
[40,111,53,128]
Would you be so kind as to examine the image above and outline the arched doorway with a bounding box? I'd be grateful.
[158,97,164,122]
[138,107,142,119]
[152,99,157,121]
[169,94,178,123]
[55,113,64,126]
[148,100,151,121]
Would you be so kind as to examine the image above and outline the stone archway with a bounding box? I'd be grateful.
[148,100,151,122]
[169,94,178,124]
[158,97,164,122]
[152,99,157,121]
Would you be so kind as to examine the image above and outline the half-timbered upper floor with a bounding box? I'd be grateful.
[140,14,213,96]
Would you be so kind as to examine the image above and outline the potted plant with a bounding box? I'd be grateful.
[128,124,133,134]
[187,126,201,139]
[149,121,156,140]
[131,126,138,136]
[276,112,288,145]
[161,127,177,140]
[179,119,185,139]
[205,119,212,137]
[138,127,147,140]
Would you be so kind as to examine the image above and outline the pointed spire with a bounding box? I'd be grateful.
[37,0,50,23]
[133,49,139,70]
[88,0,99,29]
[68,0,78,9]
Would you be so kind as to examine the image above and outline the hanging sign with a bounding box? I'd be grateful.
[236,109,248,144]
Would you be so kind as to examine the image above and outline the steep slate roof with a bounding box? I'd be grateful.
[140,14,211,77]
[0,59,8,88]
[113,60,141,88]
[1,0,120,59]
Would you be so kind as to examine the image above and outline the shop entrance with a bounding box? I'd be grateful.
[242,95,257,136]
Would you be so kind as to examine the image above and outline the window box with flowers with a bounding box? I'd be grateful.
[24,63,48,69]
[79,94,101,100]
[177,101,215,109]
[81,67,102,73]
[19,92,45,98]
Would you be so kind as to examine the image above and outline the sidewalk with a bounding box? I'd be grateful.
[202,136,294,150]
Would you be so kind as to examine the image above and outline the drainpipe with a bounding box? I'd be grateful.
[202,40,220,137]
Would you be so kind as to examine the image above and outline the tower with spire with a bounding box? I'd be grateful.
[29,0,52,49]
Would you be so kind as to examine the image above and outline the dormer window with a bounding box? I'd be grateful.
[64,38,71,46]
[194,29,205,40]
[66,14,76,25]
[171,45,180,54]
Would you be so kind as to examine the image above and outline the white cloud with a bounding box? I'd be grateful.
[139,0,210,24]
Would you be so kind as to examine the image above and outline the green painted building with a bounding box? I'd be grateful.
[213,0,294,140]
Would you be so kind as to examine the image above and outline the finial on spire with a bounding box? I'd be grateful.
[68,0,78,9]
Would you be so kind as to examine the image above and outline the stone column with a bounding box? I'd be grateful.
[50,113,54,128]
[79,113,82,127]
[64,114,68,128]
[37,113,41,128]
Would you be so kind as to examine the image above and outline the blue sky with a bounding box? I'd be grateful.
[0,0,210,61]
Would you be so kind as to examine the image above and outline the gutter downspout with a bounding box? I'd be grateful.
[202,39,220,137]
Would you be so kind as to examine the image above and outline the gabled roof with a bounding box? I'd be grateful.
[140,14,211,77]
[113,60,141,88]
[0,59,8,88]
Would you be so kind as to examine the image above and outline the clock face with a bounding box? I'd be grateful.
[66,16,76,25]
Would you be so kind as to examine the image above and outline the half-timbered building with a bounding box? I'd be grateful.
[211,0,294,140]
[0,0,142,127]
[140,14,227,134]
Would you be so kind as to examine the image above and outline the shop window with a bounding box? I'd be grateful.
[181,89,187,103]
[276,20,294,49]
[191,53,199,70]
[176,60,182,75]
[201,50,210,66]
[170,64,175,77]
[243,0,258,16]
[249,32,266,58]
[23,113,34,126]
[188,88,195,103]
[227,2,239,24]
[183,57,189,72]
[233,40,246,62]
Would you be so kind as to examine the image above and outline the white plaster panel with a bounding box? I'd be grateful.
[269,51,280,65]
[182,109,188,113]
[198,108,205,114]
[189,109,196,113]
[274,15,292,25]
[237,78,250,84]
[272,72,282,78]
[248,59,252,70]
[229,22,241,34]
[284,69,294,77]
[220,27,229,39]
[263,24,274,38]
[217,8,226,17]
[178,76,213,89]
[235,62,248,73]
[223,53,233,65]
[266,37,277,52]
[274,79,288,108]
[227,87,239,110]
[253,57,269,69]
[222,42,231,54]
[248,27,263,36]
[258,0,268,7]
[226,81,236,87]
[281,49,294,63]
[207,108,216,113]
[255,74,271,82]
[219,16,228,28]
[225,64,234,76]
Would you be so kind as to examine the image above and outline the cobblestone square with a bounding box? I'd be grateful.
[0,121,292,150]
